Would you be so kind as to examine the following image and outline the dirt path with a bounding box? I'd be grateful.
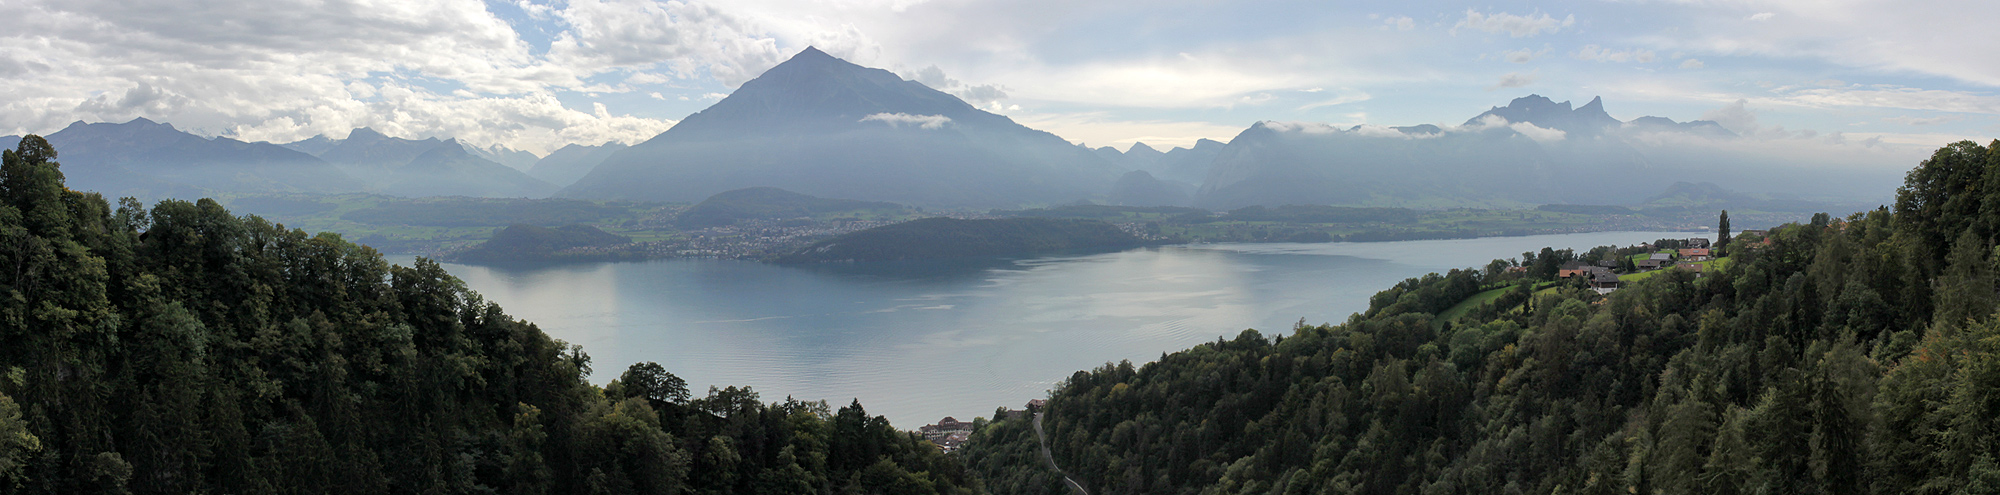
[1033,412,1089,495]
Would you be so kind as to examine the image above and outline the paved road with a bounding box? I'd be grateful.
[1033,412,1089,495]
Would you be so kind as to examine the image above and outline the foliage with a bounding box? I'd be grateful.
[960,139,2000,495]
[448,224,634,263]
[0,136,977,494]
[676,186,911,229]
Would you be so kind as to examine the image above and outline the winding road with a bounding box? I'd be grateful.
[1033,412,1089,495]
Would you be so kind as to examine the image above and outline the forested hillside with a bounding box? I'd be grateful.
[962,140,2000,494]
[0,135,978,494]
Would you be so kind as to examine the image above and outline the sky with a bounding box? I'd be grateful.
[1,0,1994,158]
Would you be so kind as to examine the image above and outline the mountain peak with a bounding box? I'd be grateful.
[347,127,387,141]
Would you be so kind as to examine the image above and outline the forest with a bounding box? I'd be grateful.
[0,135,977,494]
[960,139,2000,494]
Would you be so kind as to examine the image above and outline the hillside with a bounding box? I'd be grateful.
[557,47,1123,208]
[775,217,1143,262]
[11,119,359,198]
[677,186,912,229]
[448,224,633,263]
[959,139,2000,494]
[0,135,979,495]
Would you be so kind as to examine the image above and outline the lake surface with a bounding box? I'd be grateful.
[390,231,1703,428]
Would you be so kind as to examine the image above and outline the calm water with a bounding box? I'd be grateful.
[389,231,1702,427]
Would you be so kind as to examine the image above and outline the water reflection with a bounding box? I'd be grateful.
[392,230,1702,427]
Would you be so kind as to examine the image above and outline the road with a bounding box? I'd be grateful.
[1033,412,1089,495]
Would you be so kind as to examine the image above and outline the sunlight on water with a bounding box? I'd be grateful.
[391,231,1704,427]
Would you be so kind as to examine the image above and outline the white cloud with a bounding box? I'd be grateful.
[1680,59,1705,69]
[1747,12,1775,22]
[1701,99,1760,135]
[1009,111,1246,149]
[1509,122,1566,142]
[1297,91,1371,111]
[1452,10,1575,38]
[1884,115,1967,126]
[1576,45,1657,63]
[1489,72,1536,90]
[1503,47,1546,64]
[1382,16,1414,31]
[860,112,951,129]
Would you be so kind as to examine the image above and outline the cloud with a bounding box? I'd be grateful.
[1884,115,1966,126]
[903,64,1008,107]
[860,112,951,129]
[1489,72,1536,90]
[1701,99,1760,135]
[1382,16,1414,31]
[1576,45,1656,63]
[1503,47,1546,64]
[1008,111,1246,149]
[1772,85,2000,114]
[1452,10,1575,38]
[1747,12,1775,22]
[1508,122,1566,142]
[1297,91,1372,111]
[1680,59,1705,69]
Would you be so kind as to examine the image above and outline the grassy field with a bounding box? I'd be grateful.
[1436,286,1512,325]
[1620,256,1734,282]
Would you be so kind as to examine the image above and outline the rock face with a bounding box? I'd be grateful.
[20,118,360,198]
[557,47,1123,208]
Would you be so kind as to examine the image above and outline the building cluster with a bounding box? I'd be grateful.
[918,417,976,452]
[923,400,1049,452]
[1561,237,1721,294]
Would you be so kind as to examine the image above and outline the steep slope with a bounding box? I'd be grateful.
[34,118,359,197]
[1155,138,1226,184]
[528,142,629,186]
[558,47,1123,208]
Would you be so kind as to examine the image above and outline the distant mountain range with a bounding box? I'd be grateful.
[289,128,554,198]
[7,49,1899,209]
[7,119,357,198]
[557,47,1125,208]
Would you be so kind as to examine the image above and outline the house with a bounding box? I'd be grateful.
[1558,260,1593,279]
[1678,248,1712,261]
[1588,267,1620,294]
[1687,238,1711,249]
[1637,258,1667,270]
[1027,399,1047,411]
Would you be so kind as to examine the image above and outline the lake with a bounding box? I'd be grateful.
[390,230,1705,428]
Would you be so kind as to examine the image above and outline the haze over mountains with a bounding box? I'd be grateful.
[10,48,1906,211]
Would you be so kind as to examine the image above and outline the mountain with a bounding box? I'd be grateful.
[279,134,341,156]
[1155,138,1227,184]
[557,47,1124,208]
[1192,94,1895,210]
[317,129,554,198]
[1107,170,1192,207]
[1464,94,1622,136]
[676,186,909,229]
[527,142,629,186]
[467,143,540,171]
[774,217,1143,262]
[26,118,359,197]
[380,139,556,198]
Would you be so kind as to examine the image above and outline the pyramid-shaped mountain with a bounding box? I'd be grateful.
[557,47,1123,207]
[26,118,359,198]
